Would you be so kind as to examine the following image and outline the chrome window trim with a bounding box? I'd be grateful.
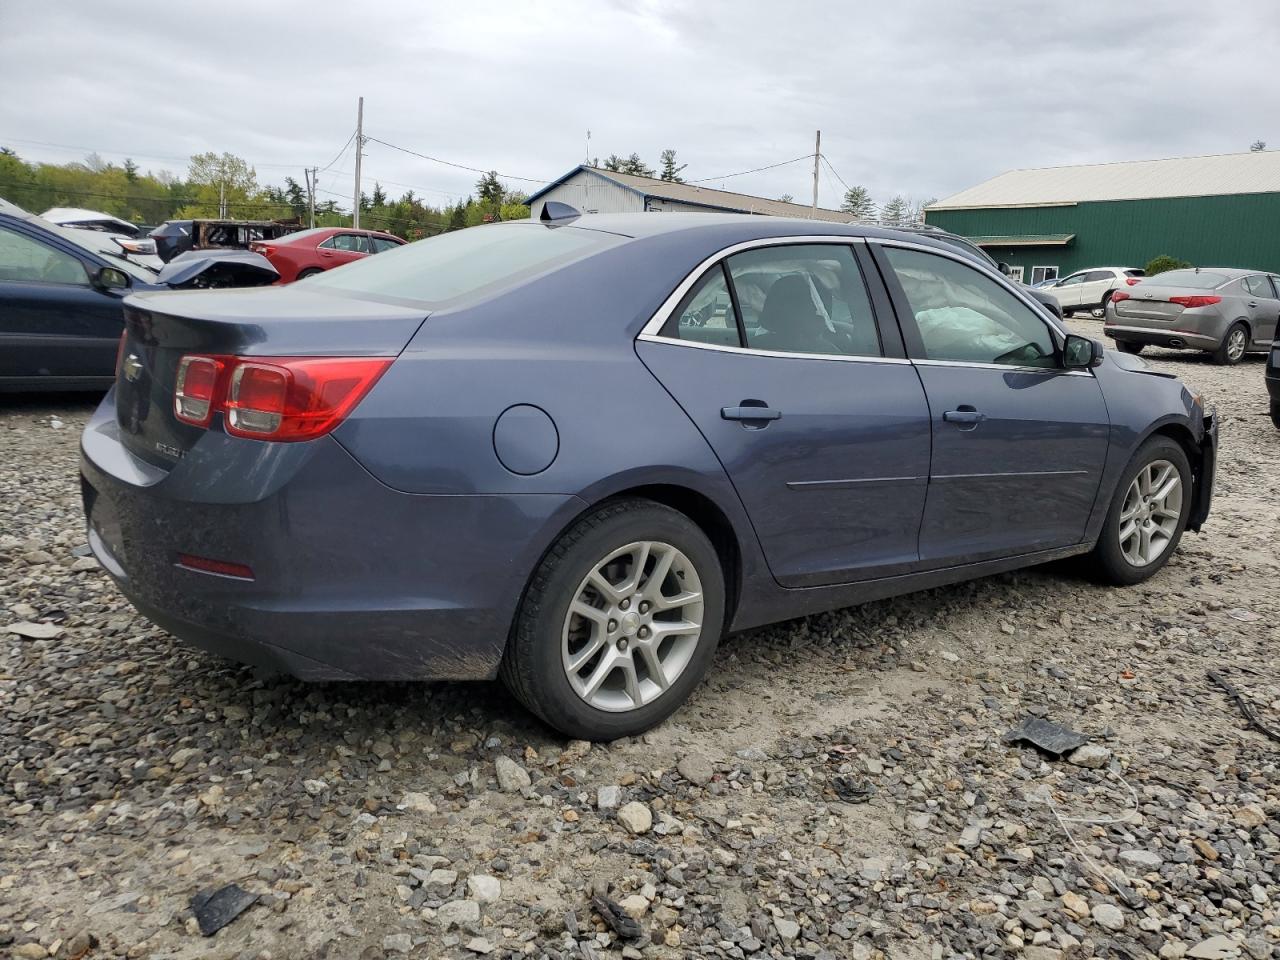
[637,235,870,339]
[635,333,912,365]
[911,358,1093,377]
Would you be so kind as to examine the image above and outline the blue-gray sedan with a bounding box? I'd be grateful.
[80,210,1217,740]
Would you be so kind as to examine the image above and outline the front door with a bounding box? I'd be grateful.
[637,242,932,586]
[875,244,1110,566]
[0,222,125,382]
[1053,271,1087,309]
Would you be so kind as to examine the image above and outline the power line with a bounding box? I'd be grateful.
[1,135,305,171]
[0,179,300,214]
[318,131,357,173]
[820,154,852,194]
[687,153,814,184]
[364,136,551,185]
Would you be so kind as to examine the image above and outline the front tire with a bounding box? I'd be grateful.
[1270,401,1280,430]
[1214,322,1249,365]
[1090,436,1191,586]
[296,267,323,281]
[500,499,725,741]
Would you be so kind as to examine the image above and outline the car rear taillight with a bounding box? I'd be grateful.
[1169,295,1221,308]
[173,355,391,441]
[1125,277,1142,286]
[1111,292,1130,303]
[174,355,226,426]
[248,242,271,254]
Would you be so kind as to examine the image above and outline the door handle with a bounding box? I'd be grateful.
[943,407,986,427]
[722,404,782,422]
[1247,301,1259,307]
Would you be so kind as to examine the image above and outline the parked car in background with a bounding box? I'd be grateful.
[42,207,144,238]
[1105,267,1280,365]
[149,219,300,263]
[1041,267,1144,317]
[1,210,278,390]
[247,227,405,283]
[80,211,1216,740]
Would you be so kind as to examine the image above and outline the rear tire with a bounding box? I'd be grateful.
[1271,401,1280,430]
[1092,290,1113,319]
[1090,436,1191,586]
[500,499,725,741]
[296,267,323,280]
[1213,322,1249,365]
[1116,341,1144,355]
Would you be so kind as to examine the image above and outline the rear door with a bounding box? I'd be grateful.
[1243,274,1280,345]
[637,240,933,586]
[0,221,125,383]
[874,242,1110,566]
[317,233,370,268]
[1081,270,1116,309]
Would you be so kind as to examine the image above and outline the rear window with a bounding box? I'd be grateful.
[303,222,622,305]
[1152,269,1228,288]
[1124,269,1145,276]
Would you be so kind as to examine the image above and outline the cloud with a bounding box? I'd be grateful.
[2,0,1278,211]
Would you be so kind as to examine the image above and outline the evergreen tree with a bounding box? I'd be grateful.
[839,185,876,220]
[659,149,686,182]
[475,171,504,205]
[371,181,387,206]
[1251,140,1267,152]
[879,195,909,226]
[123,158,139,182]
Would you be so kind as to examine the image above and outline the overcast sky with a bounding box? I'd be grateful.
[3,1,1278,212]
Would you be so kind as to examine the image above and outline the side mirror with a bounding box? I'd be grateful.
[997,262,1012,276]
[1063,333,1103,369]
[92,266,130,291]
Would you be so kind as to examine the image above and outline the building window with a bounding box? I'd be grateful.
[1031,265,1060,285]
[1007,266,1025,283]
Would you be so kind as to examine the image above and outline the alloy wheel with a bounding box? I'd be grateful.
[1226,328,1247,361]
[1118,459,1183,566]
[561,540,704,712]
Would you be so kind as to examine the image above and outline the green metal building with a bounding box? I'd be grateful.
[923,151,1280,285]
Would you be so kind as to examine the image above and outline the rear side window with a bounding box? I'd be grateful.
[726,245,881,357]
[662,265,741,348]
[1084,270,1114,282]
[1125,269,1145,277]
[371,237,401,253]
[884,246,1057,368]
[303,223,622,306]
[1151,269,1228,288]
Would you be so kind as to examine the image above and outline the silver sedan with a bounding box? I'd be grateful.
[1104,267,1280,365]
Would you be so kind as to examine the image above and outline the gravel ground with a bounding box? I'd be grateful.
[2,322,1278,960]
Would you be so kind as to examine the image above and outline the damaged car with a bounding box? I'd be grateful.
[80,210,1216,740]
[0,209,277,391]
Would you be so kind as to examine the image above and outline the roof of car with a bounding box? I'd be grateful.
[549,211,942,245]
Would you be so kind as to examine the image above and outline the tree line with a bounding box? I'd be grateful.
[0,147,529,239]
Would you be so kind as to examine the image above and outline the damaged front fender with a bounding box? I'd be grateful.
[157,249,279,289]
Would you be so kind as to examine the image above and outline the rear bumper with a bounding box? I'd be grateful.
[1103,322,1219,351]
[80,395,583,681]
[1188,410,1217,533]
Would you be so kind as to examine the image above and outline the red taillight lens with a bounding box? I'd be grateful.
[1111,292,1130,303]
[1169,295,1221,308]
[175,354,391,441]
[1125,277,1142,286]
[174,355,225,425]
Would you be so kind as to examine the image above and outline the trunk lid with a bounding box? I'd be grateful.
[1113,283,1202,321]
[115,285,426,468]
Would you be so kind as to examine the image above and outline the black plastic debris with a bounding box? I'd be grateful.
[591,895,643,940]
[190,883,257,937]
[1002,716,1089,757]
[831,776,876,803]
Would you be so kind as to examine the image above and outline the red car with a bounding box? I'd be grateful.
[249,227,405,283]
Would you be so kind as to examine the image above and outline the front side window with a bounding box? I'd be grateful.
[884,246,1058,368]
[1057,273,1085,287]
[726,245,881,357]
[0,225,89,285]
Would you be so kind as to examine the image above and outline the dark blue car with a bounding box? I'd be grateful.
[80,211,1217,739]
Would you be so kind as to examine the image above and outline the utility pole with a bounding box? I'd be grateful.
[218,181,226,219]
[811,130,821,219]
[353,96,364,229]
[304,167,317,228]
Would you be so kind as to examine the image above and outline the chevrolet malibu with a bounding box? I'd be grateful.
[80,209,1217,740]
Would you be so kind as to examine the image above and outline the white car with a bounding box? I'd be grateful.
[41,207,163,270]
[1042,267,1145,317]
